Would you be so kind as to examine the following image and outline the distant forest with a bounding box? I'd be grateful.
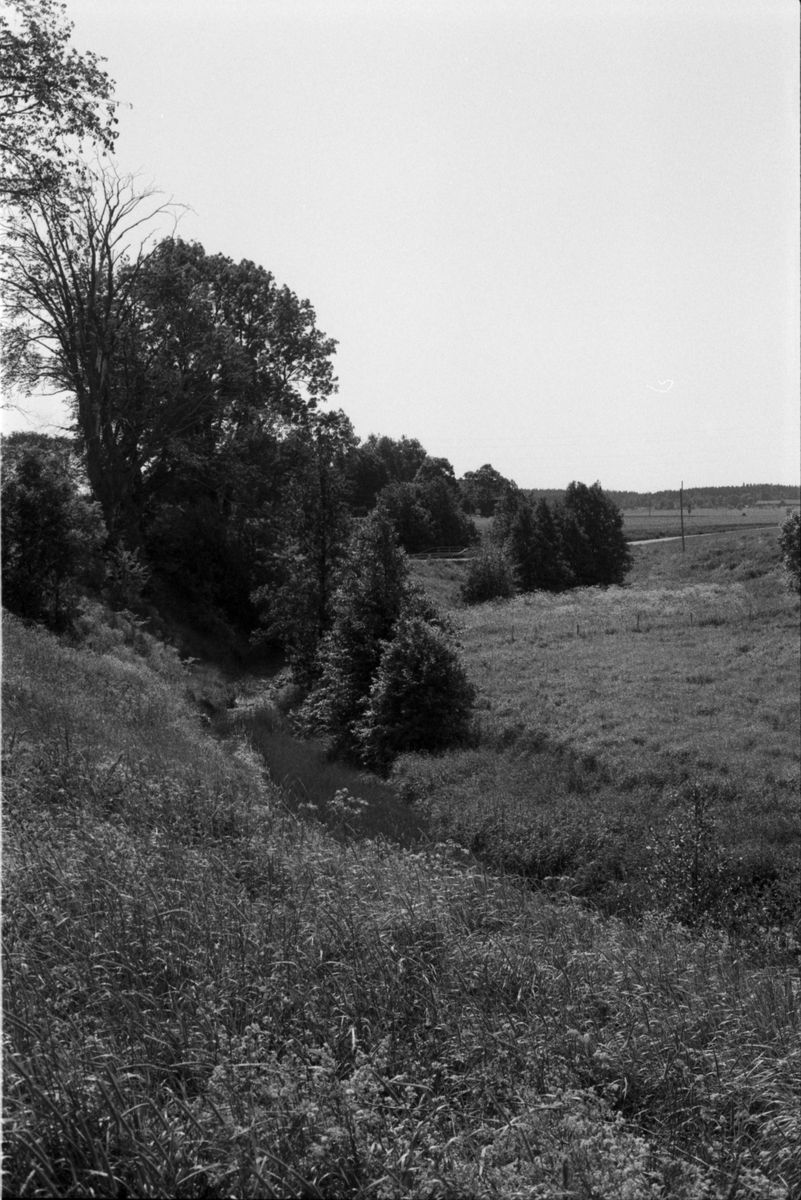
[526,484,801,511]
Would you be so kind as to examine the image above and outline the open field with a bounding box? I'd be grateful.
[622,506,792,542]
[458,538,799,793]
[3,608,800,1197]
[468,506,794,545]
[405,527,800,928]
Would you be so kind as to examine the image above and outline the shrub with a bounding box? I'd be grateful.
[1,437,105,630]
[779,510,800,592]
[461,544,516,604]
[356,607,476,771]
[644,781,736,928]
[105,543,151,609]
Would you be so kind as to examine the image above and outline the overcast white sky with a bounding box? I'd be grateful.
[4,0,799,490]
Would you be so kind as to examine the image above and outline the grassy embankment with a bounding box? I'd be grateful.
[406,528,800,931]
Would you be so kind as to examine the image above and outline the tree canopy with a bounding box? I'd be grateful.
[0,0,118,203]
[489,482,630,595]
[460,463,516,516]
[2,166,338,556]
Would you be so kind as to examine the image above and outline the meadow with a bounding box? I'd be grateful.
[435,507,788,548]
[622,508,790,543]
[3,524,800,1196]
[405,528,800,930]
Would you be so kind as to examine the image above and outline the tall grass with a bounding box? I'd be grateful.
[4,610,800,1196]
[216,700,427,846]
[400,528,800,942]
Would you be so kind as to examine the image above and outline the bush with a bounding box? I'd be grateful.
[779,510,800,593]
[461,544,516,604]
[1,436,105,630]
[644,781,736,928]
[356,607,476,771]
[105,543,150,609]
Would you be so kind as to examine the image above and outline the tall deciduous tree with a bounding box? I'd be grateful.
[460,463,515,517]
[364,434,428,486]
[491,485,527,546]
[252,410,355,681]
[0,0,118,203]
[373,481,433,553]
[2,171,339,567]
[2,165,181,546]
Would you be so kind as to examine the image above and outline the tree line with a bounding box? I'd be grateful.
[594,485,799,511]
[461,482,632,604]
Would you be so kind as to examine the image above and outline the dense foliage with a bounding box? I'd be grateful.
[460,543,516,604]
[779,509,801,593]
[251,411,356,682]
[1,433,104,629]
[460,462,516,516]
[0,0,118,202]
[560,481,632,587]
[356,607,476,770]
[303,513,474,769]
[484,481,630,599]
[2,162,356,642]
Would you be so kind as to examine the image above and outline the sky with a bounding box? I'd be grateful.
[3,0,799,491]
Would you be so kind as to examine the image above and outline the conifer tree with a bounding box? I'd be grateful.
[356,608,475,771]
[304,511,474,767]
[303,512,409,758]
[559,481,631,587]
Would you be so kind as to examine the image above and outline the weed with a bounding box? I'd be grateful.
[643,781,737,928]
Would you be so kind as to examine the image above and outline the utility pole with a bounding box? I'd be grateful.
[680,480,686,551]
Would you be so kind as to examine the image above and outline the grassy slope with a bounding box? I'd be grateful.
[3,609,800,1197]
[459,535,799,791]
[404,528,800,922]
